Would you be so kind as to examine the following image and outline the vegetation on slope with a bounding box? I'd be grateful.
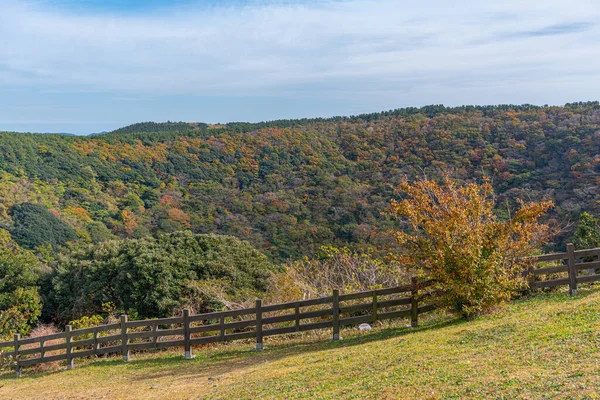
[2,287,599,399]
[0,102,598,262]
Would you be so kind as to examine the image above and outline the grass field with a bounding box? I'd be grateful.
[2,286,600,399]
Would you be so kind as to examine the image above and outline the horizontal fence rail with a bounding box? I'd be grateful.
[1,279,437,377]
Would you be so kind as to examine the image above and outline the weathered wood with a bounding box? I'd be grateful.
[332,289,341,340]
[183,309,193,359]
[576,274,600,284]
[263,326,297,337]
[372,292,378,323]
[255,299,263,350]
[298,320,332,331]
[533,265,568,276]
[574,248,600,258]
[379,309,412,321]
[14,334,21,377]
[126,330,156,340]
[411,278,418,328]
[575,260,600,271]
[93,329,99,354]
[261,297,333,312]
[65,325,74,370]
[120,315,130,362]
[567,244,578,296]
[156,340,185,350]
[94,345,122,356]
[533,277,570,289]
[188,308,257,322]
[339,314,372,326]
[528,252,568,262]
[378,296,412,309]
[95,334,121,344]
[40,342,67,352]
[417,304,437,313]
[72,349,96,359]
[19,347,43,357]
[219,315,225,341]
[295,304,300,332]
[340,302,373,314]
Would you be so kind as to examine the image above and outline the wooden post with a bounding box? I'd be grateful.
[14,333,21,378]
[152,321,158,348]
[295,304,300,332]
[371,292,378,323]
[255,299,263,350]
[219,315,225,341]
[528,266,535,291]
[411,278,418,328]
[120,315,130,361]
[65,325,74,370]
[40,338,45,361]
[567,243,578,296]
[183,308,194,359]
[93,329,99,355]
[332,289,341,340]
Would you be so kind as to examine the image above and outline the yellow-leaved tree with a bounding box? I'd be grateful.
[388,177,554,318]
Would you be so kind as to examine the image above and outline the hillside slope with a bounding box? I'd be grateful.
[2,286,600,399]
[1,103,599,260]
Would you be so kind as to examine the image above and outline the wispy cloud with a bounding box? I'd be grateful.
[1,0,600,133]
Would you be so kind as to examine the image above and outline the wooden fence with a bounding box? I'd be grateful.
[4,244,599,378]
[527,244,600,295]
[0,279,436,377]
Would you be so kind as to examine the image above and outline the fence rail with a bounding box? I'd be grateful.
[1,279,436,377]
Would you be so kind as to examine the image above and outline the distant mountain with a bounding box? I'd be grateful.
[88,131,108,137]
[0,102,598,261]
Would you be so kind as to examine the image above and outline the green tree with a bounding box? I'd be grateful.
[0,240,44,339]
[572,212,600,250]
[48,231,278,322]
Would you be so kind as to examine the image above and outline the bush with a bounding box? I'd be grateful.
[0,242,44,339]
[47,231,278,322]
[388,177,553,318]
[274,246,404,300]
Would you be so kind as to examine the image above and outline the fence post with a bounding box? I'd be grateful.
[14,333,21,378]
[254,299,263,351]
[120,315,130,361]
[411,278,419,328]
[567,243,578,296]
[371,292,378,323]
[65,325,74,370]
[528,266,535,291]
[219,315,225,341]
[183,308,194,359]
[332,289,341,340]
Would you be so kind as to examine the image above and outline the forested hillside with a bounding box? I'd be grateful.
[1,103,599,261]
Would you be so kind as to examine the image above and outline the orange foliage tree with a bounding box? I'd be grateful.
[388,177,554,317]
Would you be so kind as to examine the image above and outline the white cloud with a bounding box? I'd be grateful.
[1,0,600,104]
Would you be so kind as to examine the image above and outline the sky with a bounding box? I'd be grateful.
[1,0,600,134]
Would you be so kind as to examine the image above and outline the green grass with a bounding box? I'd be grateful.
[2,287,600,399]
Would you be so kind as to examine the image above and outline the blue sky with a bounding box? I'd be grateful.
[1,0,600,134]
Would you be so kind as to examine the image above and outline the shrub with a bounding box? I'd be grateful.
[388,177,553,318]
[47,231,278,322]
[271,246,404,300]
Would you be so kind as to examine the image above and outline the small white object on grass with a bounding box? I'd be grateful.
[358,323,372,331]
